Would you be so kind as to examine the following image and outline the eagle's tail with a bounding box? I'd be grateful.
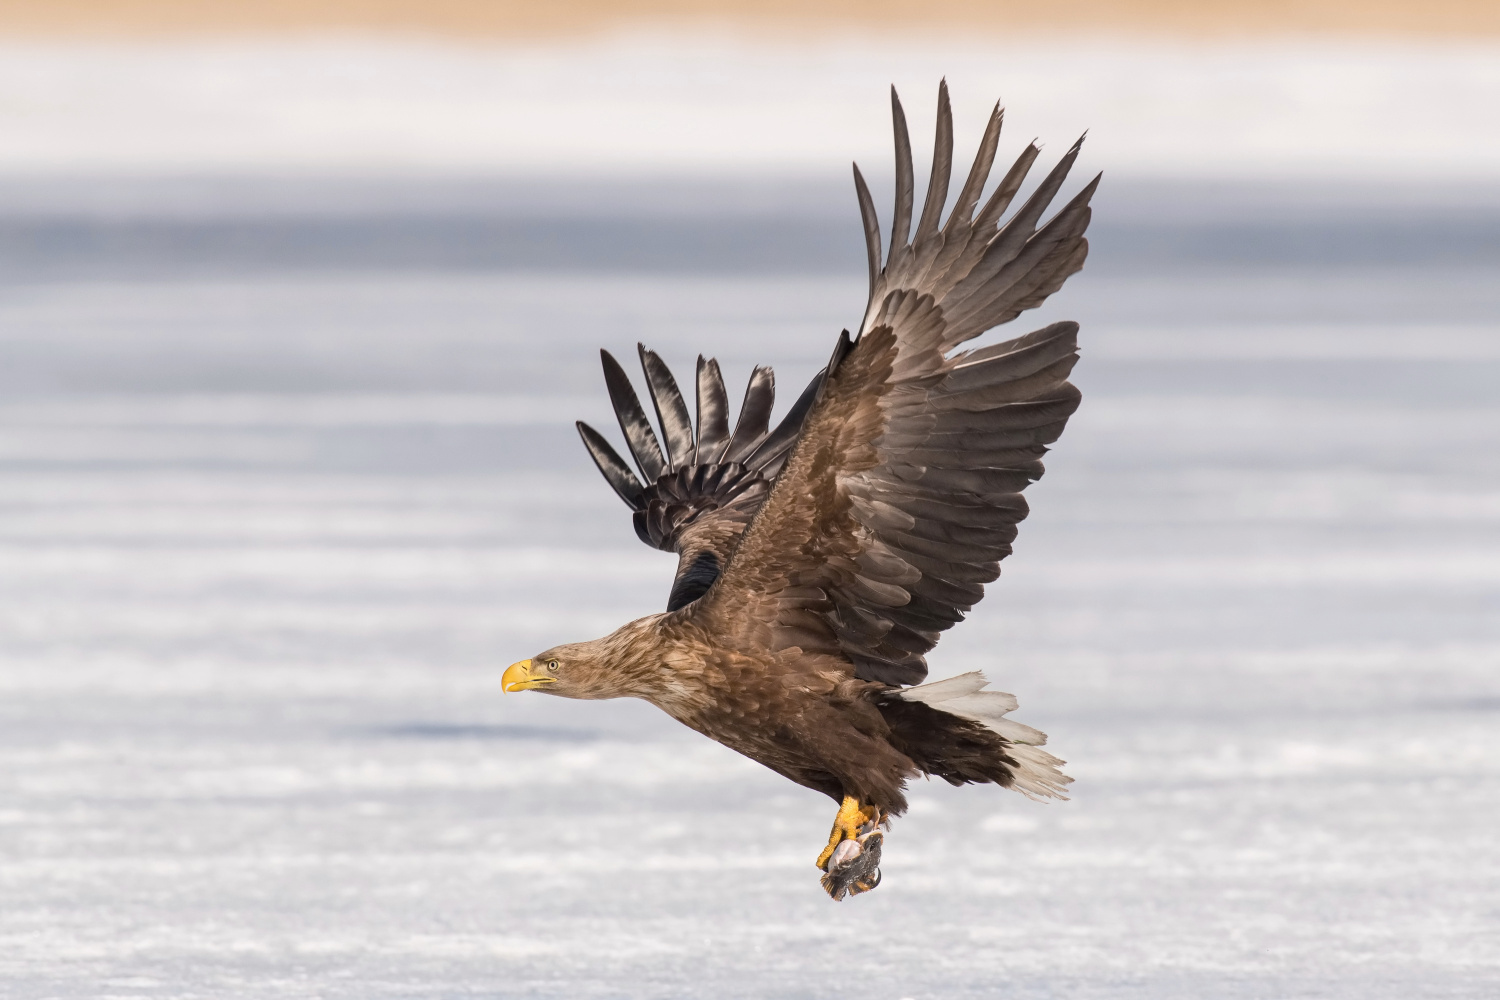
[879,671,1072,800]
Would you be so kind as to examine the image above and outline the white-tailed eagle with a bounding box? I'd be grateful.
[504,82,1096,899]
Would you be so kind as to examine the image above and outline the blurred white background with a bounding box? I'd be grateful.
[0,37,1497,178]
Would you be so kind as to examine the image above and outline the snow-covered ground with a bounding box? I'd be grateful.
[0,33,1498,999]
[2,185,1497,996]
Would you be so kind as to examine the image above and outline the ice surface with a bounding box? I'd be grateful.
[0,181,1496,998]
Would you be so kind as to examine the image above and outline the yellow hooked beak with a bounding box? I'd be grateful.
[502,659,555,693]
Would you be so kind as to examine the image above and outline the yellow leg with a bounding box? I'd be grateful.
[815,795,879,870]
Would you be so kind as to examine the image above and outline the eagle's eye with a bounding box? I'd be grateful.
[546,660,560,673]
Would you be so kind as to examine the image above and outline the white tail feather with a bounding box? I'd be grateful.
[1007,744,1074,801]
[898,671,991,702]
[900,670,1073,800]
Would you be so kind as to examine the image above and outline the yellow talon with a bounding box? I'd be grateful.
[815,795,879,870]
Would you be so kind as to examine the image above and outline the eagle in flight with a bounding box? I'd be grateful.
[504,82,1097,899]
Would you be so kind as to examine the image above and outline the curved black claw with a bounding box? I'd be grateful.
[820,831,883,901]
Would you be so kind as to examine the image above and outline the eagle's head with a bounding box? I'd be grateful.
[503,643,600,699]
[503,622,661,700]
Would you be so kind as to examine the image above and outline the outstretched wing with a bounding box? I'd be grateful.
[577,345,822,611]
[695,81,1097,686]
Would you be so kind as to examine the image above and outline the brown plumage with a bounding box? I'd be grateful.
[506,81,1097,899]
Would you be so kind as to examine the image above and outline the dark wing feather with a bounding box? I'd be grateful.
[695,81,1096,687]
[695,357,732,463]
[639,345,697,469]
[576,421,645,508]
[853,165,882,300]
[723,366,776,464]
[946,102,1002,231]
[888,86,915,262]
[913,80,953,246]
[600,349,667,483]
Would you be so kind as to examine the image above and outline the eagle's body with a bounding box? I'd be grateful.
[505,82,1097,898]
[552,613,928,817]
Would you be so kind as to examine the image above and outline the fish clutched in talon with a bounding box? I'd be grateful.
[822,833,883,900]
[500,81,1090,899]
[818,797,886,899]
